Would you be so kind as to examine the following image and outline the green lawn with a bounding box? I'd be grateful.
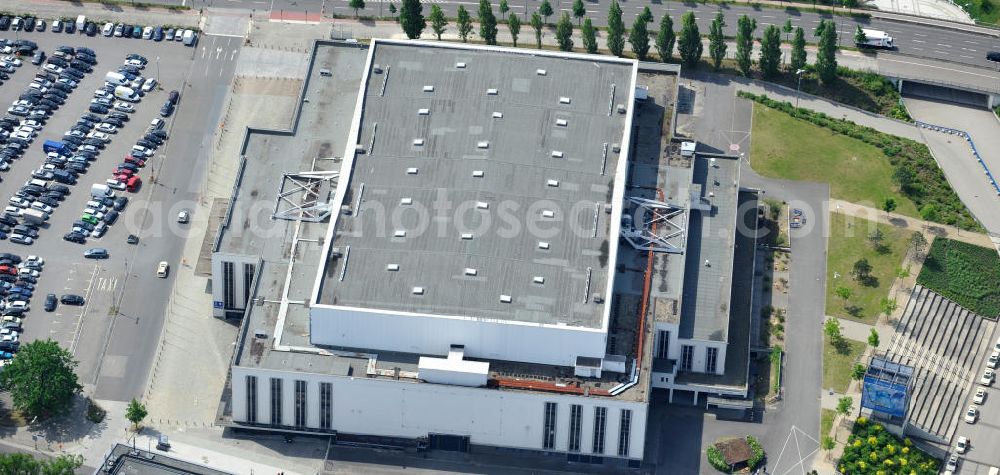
[823,334,866,393]
[826,212,909,323]
[821,408,836,438]
[917,238,1000,318]
[750,105,918,218]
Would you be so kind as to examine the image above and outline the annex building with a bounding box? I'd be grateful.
[213,39,754,471]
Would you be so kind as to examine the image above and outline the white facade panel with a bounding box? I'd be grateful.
[309,306,607,367]
[231,366,646,460]
[418,357,489,387]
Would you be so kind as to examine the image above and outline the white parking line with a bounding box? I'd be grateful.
[937,43,951,48]
[913,39,926,43]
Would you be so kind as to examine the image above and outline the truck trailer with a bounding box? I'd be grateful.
[856,29,894,49]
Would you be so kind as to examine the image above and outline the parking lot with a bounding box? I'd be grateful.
[0,25,239,402]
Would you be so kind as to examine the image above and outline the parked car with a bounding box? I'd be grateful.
[60,294,85,305]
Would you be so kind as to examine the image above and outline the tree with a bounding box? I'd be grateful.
[843,0,859,9]
[824,317,843,344]
[836,396,853,417]
[735,14,757,77]
[880,297,898,316]
[457,6,473,43]
[790,26,807,72]
[854,24,867,45]
[920,204,938,222]
[851,364,867,381]
[821,436,836,452]
[783,18,793,42]
[639,5,653,23]
[399,0,426,40]
[389,3,396,14]
[531,12,544,48]
[478,0,498,45]
[607,0,626,57]
[759,24,782,79]
[556,12,574,51]
[349,0,365,17]
[628,15,650,60]
[868,228,884,250]
[656,14,675,62]
[867,328,880,348]
[677,12,702,68]
[581,18,598,54]
[851,257,872,283]
[429,5,447,40]
[708,12,726,70]
[0,453,82,475]
[815,19,839,85]
[499,0,509,15]
[882,197,897,216]
[573,0,586,24]
[125,398,148,430]
[0,340,81,418]
[909,231,927,256]
[835,286,852,308]
[539,0,554,23]
[508,13,521,47]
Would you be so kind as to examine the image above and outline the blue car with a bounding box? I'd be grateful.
[0,351,12,359]
[9,287,30,298]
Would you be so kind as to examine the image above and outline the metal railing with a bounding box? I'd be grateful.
[914,120,1000,195]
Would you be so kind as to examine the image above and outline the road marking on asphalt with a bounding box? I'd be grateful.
[912,47,924,51]
[937,43,952,48]
[913,39,925,43]
[914,32,926,37]
[201,46,207,59]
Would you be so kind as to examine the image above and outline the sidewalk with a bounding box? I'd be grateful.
[831,199,997,248]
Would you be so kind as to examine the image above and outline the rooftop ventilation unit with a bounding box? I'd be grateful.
[556,118,568,127]
[413,138,425,146]
[536,69,547,76]
[472,170,484,178]
[465,268,478,276]
[551,151,564,158]
[423,85,434,92]
[386,264,400,271]
[400,197,413,205]
[477,141,489,149]
[538,241,550,250]
[541,210,555,218]
[461,233,474,240]
[456,62,467,69]
[487,88,498,95]
[373,65,383,74]
[418,108,430,116]
[547,179,559,187]
[253,330,268,339]
[329,247,344,258]
[394,230,407,237]
[476,201,489,210]
[500,294,512,303]
[559,97,571,104]
[617,104,626,114]
[533,276,545,284]
[407,167,419,175]
[492,112,503,119]
[412,286,425,295]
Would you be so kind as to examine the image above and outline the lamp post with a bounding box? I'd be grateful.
[155,56,160,82]
[795,69,805,109]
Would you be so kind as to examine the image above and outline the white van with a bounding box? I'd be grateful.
[105,72,128,86]
[76,15,86,31]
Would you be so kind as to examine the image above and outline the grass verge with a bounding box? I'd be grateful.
[743,92,982,231]
[821,408,836,438]
[917,237,1000,318]
[823,334,865,393]
[750,105,918,218]
[826,212,908,323]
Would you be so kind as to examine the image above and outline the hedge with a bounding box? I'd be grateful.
[739,91,981,232]
[838,417,939,474]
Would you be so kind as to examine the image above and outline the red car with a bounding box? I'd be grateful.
[126,176,141,192]
[124,155,145,167]
[113,167,135,177]
[0,266,15,275]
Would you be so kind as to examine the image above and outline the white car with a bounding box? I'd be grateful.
[83,208,105,220]
[114,102,135,113]
[86,131,111,143]
[94,90,113,100]
[105,179,126,191]
[141,78,157,93]
[90,222,107,238]
[3,206,22,216]
[1,334,18,343]
[156,261,169,278]
[8,197,29,208]
[30,202,52,214]
[1,56,21,66]
[12,129,33,141]
[25,255,43,266]
[974,388,987,404]
[18,268,38,278]
[177,210,190,224]
[57,78,77,88]
[946,454,959,473]
[131,145,152,157]
[6,301,28,310]
[982,369,996,386]
[149,118,165,130]
[995,337,1000,353]
[102,23,114,36]
[42,64,63,74]
[141,27,153,40]
[965,405,979,424]
[955,436,969,454]
[95,123,117,134]
[21,120,43,130]
[989,350,1000,369]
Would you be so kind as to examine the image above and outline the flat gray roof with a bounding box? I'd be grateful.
[318,42,636,328]
[679,155,740,341]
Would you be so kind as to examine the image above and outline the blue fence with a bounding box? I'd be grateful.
[915,121,1000,196]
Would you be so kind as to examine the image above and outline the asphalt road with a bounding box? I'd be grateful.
[0,29,239,403]
[173,0,1000,70]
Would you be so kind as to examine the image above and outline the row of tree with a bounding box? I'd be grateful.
[395,1,843,85]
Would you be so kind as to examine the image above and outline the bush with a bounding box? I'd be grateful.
[838,419,939,474]
[739,92,981,232]
[706,445,730,473]
[86,399,106,424]
[917,238,1000,318]
[747,435,765,469]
